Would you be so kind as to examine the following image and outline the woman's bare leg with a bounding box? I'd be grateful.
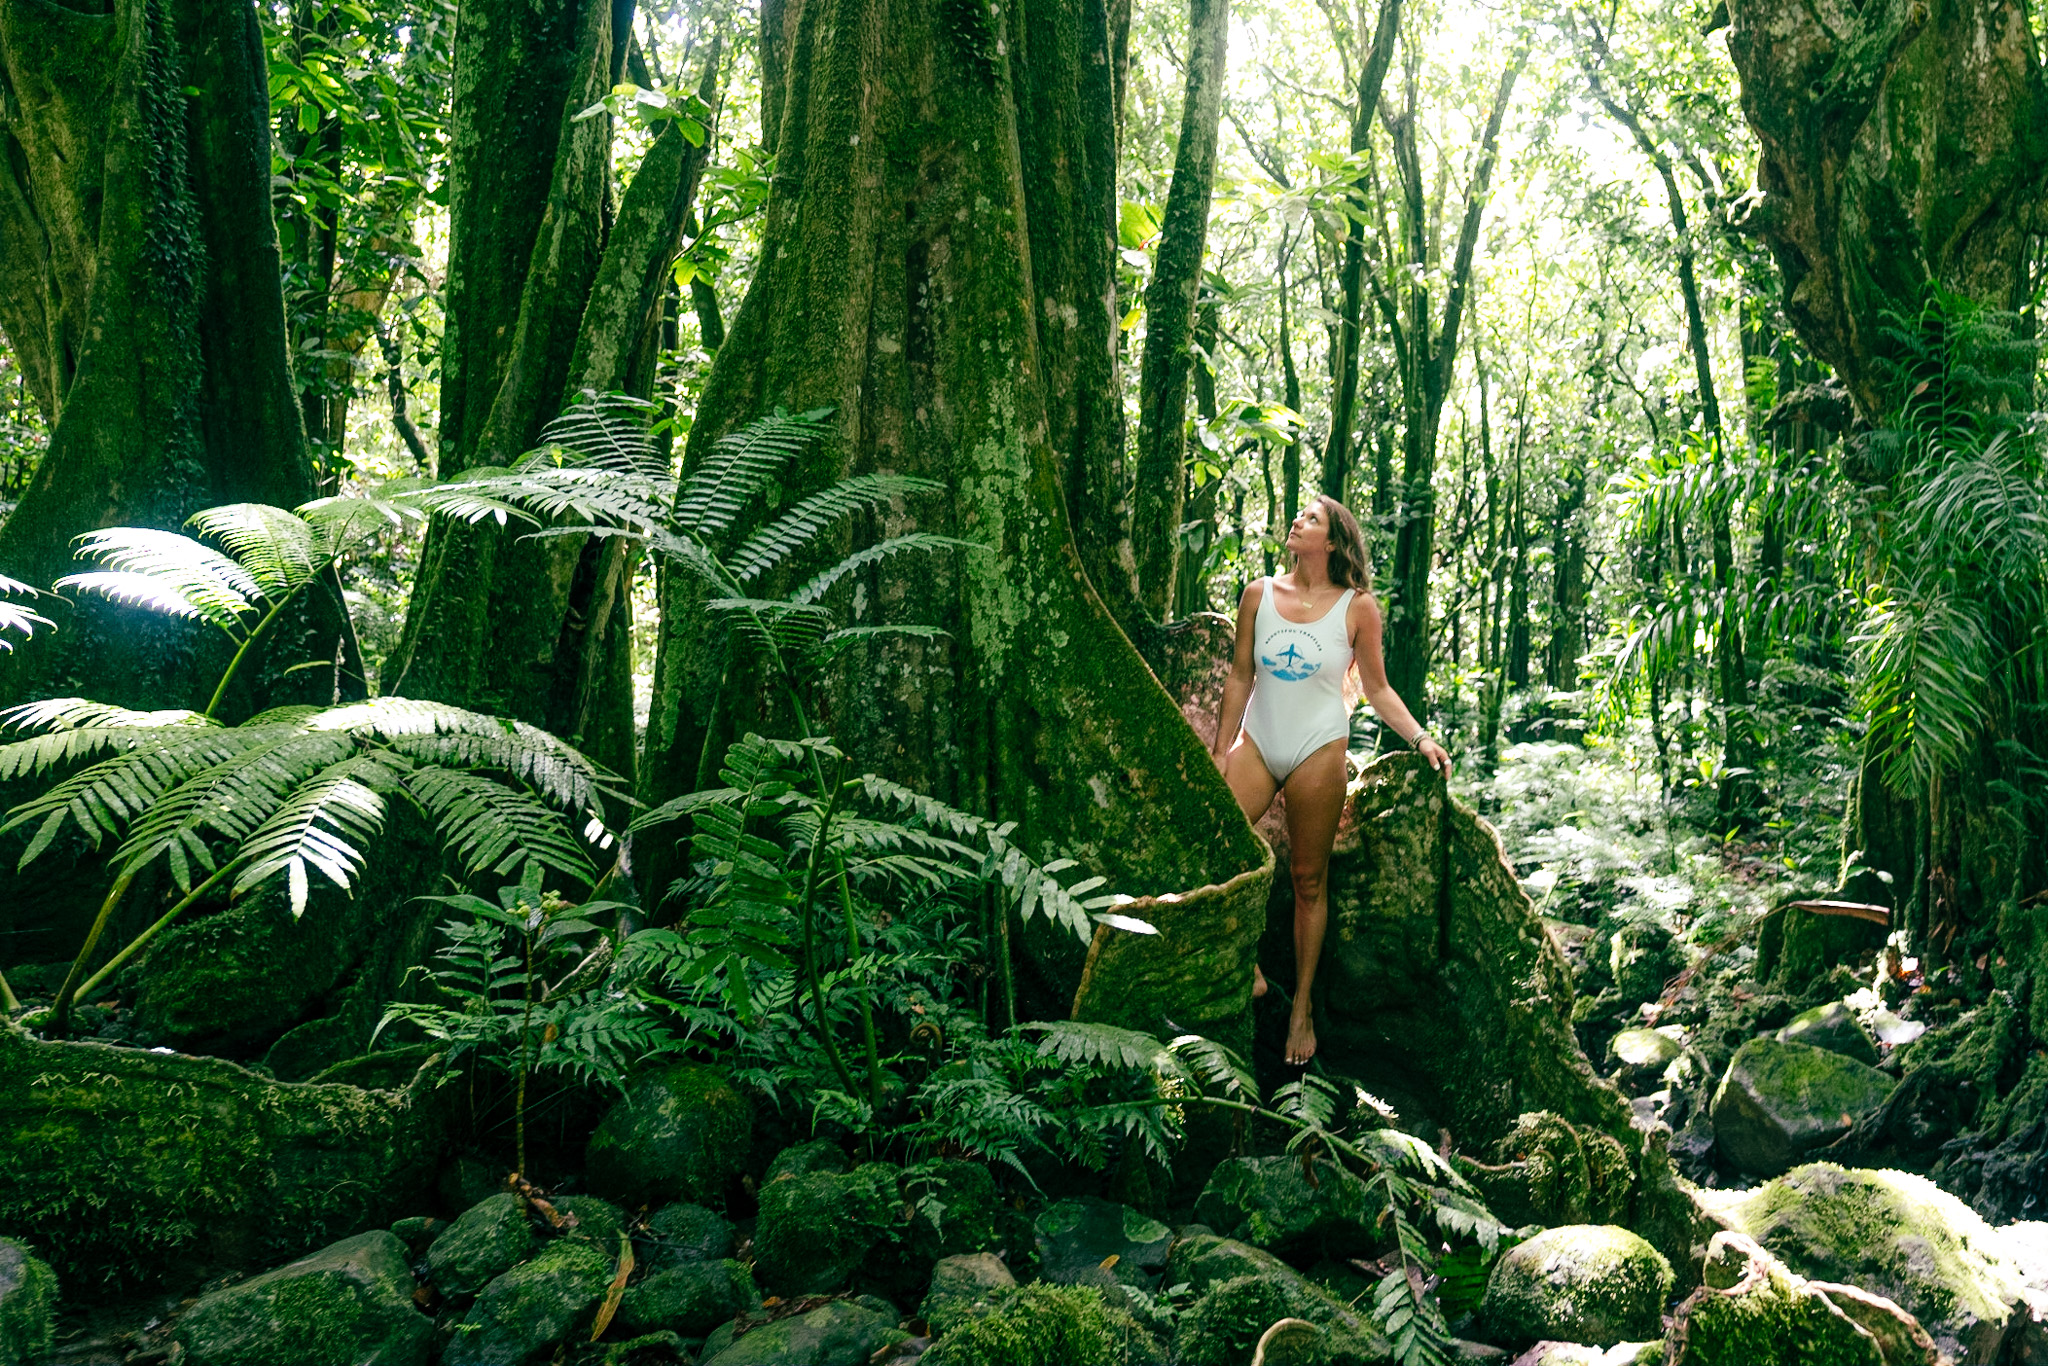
[1221,734,1279,996]
[1281,738,1347,1064]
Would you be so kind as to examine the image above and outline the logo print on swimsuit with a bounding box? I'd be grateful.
[1261,635,1322,681]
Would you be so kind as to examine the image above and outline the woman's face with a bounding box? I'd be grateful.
[1286,501,1331,556]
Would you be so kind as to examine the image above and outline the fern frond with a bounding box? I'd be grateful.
[534,393,669,476]
[726,475,946,583]
[0,574,52,651]
[187,504,322,599]
[805,625,952,671]
[1030,1019,1178,1075]
[60,528,265,631]
[1167,1032,1259,1102]
[787,533,978,606]
[677,409,836,539]
[308,697,625,815]
[230,753,399,914]
[630,786,745,832]
[404,764,598,884]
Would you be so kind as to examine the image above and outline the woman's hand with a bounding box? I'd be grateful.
[1418,736,1452,778]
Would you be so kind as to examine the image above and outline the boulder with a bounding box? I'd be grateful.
[1034,1197,1173,1290]
[1667,1231,1934,1366]
[0,1022,438,1290]
[921,1252,1018,1334]
[1171,1273,1390,1366]
[1778,1002,1880,1066]
[636,1202,736,1272]
[552,1194,625,1250]
[387,1217,444,1257]
[584,1063,752,1208]
[615,1258,756,1337]
[1252,1318,1329,1366]
[1465,1112,1633,1230]
[1194,1156,1381,1259]
[701,1299,908,1366]
[1480,1225,1673,1349]
[442,1238,615,1366]
[0,1239,56,1366]
[1164,1233,1296,1292]
[1511,1346,1665,1366]
[1610,1030,1682,1070]
[752,1163,900,1295]
[1694,1163,2021,1363]
[425,1194,535,1297]
[1709,1038,1895,1176]
[1610,923,1683,1008]
[923,1282,1162,1366]
[765,1139,852,1184]
[173,1231,430,1366]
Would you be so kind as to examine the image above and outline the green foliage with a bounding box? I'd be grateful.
[0,573,50,651]
[924,1282,1159,1366]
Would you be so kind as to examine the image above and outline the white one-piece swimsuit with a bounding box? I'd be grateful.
[1242,579,1356,784]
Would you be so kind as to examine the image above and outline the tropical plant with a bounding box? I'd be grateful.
[375,863,667,1178]
[0,573,49,652]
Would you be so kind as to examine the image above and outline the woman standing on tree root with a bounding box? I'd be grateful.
[1212,496,1452,1065]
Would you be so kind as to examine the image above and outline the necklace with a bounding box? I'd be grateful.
[1297,577,1324,613]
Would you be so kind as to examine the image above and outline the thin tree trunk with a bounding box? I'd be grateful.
[1129,0,1231,619]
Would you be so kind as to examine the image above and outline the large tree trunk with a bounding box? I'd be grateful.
[639,0,1271,1043]
[386,2,720,780]
[0,0,353,713]
[1127,0,1229,620]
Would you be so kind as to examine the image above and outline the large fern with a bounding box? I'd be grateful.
[0,574,53,651]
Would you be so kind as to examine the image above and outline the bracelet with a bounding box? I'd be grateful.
[1409,730,1433,750]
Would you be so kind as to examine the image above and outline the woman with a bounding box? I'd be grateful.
[1213,496,1452,1065]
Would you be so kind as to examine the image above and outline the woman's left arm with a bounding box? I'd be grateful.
[1351,592,1452,777]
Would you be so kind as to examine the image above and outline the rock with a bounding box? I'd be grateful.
[1194,1156,1382,1259]
[921,1252,1018,1334]
[1509,1346,1663,1366]
[752,1163,900,1295]
[1610,923,1683,1007]
[1465,1112,1633,1230]
[701,1298,908,1366]
[442,1238,615,1366]
[1165,1233,1296,1292]
[1252,1317,1328,1366]
[765,1139,851,1184]
[173,1231,430,1366]
[0,1239,56,1366]
[1667,1230,1933,1366]
[1694,1163,2021,1363]
[615,1258,756,1336]
[1034,1196,1172,1289]
[1171,1273,1389,1366]
[1610,1030,1682,1069]
[584,1063,752,1209]
[924,1282,1163,1366]
[0,1022,439,1289]
[637,1202,736,1271]
[906,1159,1003,1261]
[437,1155,504,1212]
[1709,1038,1896,1176]
[1778,1002,1880,1066]
[552,1194,625,1250]
[387,1217,444,1257]
[1480,1225,1673,1349]
[425,1194,535,1297]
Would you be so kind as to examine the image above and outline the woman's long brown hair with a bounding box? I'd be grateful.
[1316,495,1373,591]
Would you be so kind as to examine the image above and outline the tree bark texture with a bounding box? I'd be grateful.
[387,4,720,780]
[640,0,1272,1042]
[1724,0,2047,419]
[0,0,354,713]
[1128,0,1228,620]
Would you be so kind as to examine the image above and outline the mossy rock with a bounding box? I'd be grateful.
[443,1238,615,1366]
[1164,1233,1296,1292]
[1610,923,1684,1008]
[0,1021,441,1293]
[386,1217,444,1258]
[1778,1003,1879,1067]
[1694,1164,2020,1363]
[425,1194,535,1297]
[172,1231,430,1366]
[1668,1231,1932,1366]
[1193,1155,1382,1259]
[1710,1038,1895,1177]
[553,1195,625,1251]
[1480,1225,1673,1349]
[920,1252,1018,1334]
[1463,1111,1633,1231]
[0,1238,56,1366]
[925,1282,1164,1366]
[1033,1196,1172,1289]
[700,1298,907,1366]
[751,1163,900,1296]
[1170,1273,1389,1366]
[615,1258,756,1337]
[636,1202,735,1272]
[584,1063,752,1209]
[764,1139,851,1184]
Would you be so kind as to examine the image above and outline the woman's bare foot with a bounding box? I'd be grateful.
[1285,1009,1316,1066]
[1252,963,1269,999]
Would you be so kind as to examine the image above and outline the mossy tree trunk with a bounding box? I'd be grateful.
[639,0,1271,1025]
[0,0,355,714]
[385,1,720,781]
[1127,0,1228,619]
[1724,0,2047,969]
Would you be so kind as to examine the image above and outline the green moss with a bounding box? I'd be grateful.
[425,1194,535,1297]
[636,1203,735,1270]
[172,1231,430,1366]
[1170,1274,1386,1366]
[1480,1225,1673,1349]
[1466,1111,1632,1229]
[1710,1040,1895,1176]
[1193,1156,1383,1258]
[615,1258,756,1337]
[751,1164,900,1295]
[925,1283,1163,1366]
[0,1238,57,1366]
[0,1022,439,1293]
[443,1238,613,1366]
[1673,1241,1883,1366]
[584,1063,752,1209]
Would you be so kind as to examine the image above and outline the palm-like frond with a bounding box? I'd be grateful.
[306,696,625,816]
[1167,1032,1259,1102]
[404,765,598,883]
[0,699,217,781]
[1030,1019,1179,1075]
[230,754,398,914]
[788,534,979,606]
[676,409,836,538]
[536,392,668,476]
[0,574,52,652]
[59,528,263,632]
[187,504,323,599]
[726,475,946,583]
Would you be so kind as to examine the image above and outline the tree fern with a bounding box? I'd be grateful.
[0,574,52,651]
[676,407,836,537]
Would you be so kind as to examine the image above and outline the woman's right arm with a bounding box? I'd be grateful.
[1212,579,1263,765]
